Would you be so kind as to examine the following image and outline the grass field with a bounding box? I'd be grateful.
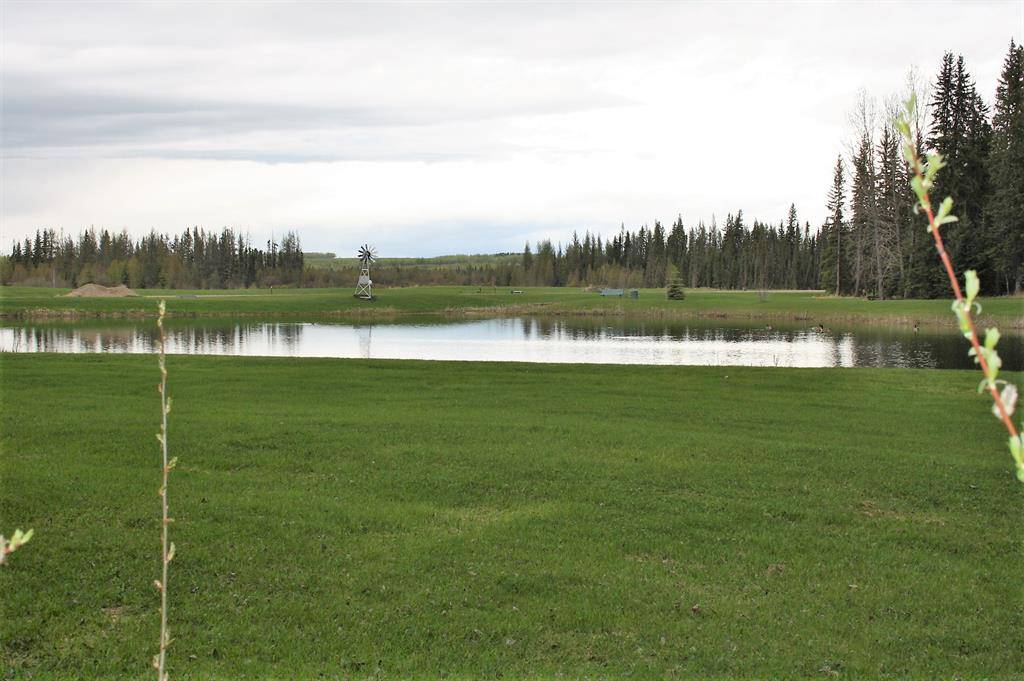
[2,354,1021,678]
[2,285,1022,328]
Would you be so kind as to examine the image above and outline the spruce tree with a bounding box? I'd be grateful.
[928,53,993,292]
[849,133,877,296]
[784,204,799,288]
[986,39,1024,293]
[873,124,902,298]
[666,277,686,300]
[819,156,846,294]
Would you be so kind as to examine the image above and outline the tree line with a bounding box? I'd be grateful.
[514,211,821,289]
[297,212,821,290]
[1,227,304,289]
[820,41,1023,298]
[4,42,1019,297]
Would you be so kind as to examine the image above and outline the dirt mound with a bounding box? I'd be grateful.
[64,283,139,298]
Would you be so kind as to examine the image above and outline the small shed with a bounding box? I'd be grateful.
[600,288,625,297]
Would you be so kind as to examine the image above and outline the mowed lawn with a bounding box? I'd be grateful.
[2,284,1022,327]
[1,354,1021,678]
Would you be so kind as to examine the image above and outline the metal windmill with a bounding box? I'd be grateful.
[355,244,377,299]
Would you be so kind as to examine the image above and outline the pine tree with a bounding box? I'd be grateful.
[873,124,902,298]
[666,215,687,282]
[986,39,1024,293]
[784,204,799,288]
[521,242,534,281]
[849,131,877,296]
[928,53,993,291]
[819,156,846,294]
[666,277,686,300]
[645,221,668,287]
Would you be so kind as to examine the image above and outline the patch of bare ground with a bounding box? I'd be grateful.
[63,283,138,298]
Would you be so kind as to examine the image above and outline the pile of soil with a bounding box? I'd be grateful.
[63,283,139,298]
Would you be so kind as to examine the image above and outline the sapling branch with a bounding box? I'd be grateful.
[154,299,175,680]
[0,528,34,565]
[896,95,1022,481]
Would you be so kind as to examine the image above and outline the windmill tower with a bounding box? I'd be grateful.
[355,244,376,299]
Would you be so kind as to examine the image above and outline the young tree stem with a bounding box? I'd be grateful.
[918,180,1018,437]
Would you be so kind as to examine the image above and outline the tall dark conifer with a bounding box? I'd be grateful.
[986,39,1024,293]
[819,156,846,294]
[928,53,992,291]
[873,124,902,298]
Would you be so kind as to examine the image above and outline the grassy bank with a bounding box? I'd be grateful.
[2,285,1021,328]
[1,354,1020,678]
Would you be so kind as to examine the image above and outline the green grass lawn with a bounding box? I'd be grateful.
[2,285,1022,327]
[1,354,1020,678]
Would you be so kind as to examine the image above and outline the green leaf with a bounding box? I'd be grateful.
[994,383,1017,419]
[964,270,980,305]
[910,176,924,196]
[901,142,915,164]
[982,347,1002,383]
[935,196,953,221]
[934,196,958,226]
[1010,435,1023,464]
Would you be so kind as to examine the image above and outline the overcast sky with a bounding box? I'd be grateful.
[2,2,1021,256]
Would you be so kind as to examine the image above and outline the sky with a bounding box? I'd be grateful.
[2,2,1021,257]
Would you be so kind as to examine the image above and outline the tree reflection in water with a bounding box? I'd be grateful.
[1,318,1019,370]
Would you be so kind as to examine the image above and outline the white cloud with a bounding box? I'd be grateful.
[1,1,1020,255]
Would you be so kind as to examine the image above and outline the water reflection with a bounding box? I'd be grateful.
[1,318,1019,370]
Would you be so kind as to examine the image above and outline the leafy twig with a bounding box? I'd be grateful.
[153,300,176,679]
[0,528,33,565]
[896,94,1022,481]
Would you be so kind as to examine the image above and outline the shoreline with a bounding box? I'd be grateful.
[2,302,1021,330]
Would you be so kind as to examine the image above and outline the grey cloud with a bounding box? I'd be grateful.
[2,80,630,162]
[2,3,642,163]
[1,1,1014,249]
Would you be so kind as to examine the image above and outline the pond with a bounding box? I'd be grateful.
[2,317,1020,370]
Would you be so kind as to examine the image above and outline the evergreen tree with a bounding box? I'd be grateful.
[928,53,993,292]
[521,242,534,276]
[784,204,799,289]
[875,122,904,298]
[986,39,1024,293]
[666,277,686,300]
[819,156,846,294]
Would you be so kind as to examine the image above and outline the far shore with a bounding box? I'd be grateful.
[1,285,1021,329]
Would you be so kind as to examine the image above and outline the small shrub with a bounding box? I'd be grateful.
[666,279,686,300]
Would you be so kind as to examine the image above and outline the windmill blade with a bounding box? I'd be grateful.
[357,244,378,265]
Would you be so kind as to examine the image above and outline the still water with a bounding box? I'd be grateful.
[2,318,1020,369]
